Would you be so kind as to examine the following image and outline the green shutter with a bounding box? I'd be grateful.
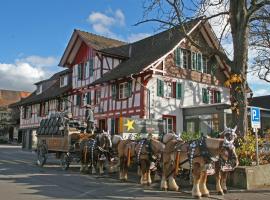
[112,84,117,99]
[89,58,94,76]
[157,79,164,97]
[87,92,91,104]
[176,82,182,99]
[216,91,221,103]
[197,53,202,72]
[78,64,82,80]
[127,81,132,97]
[202,88,209,104]
[111,119,115,134]
[76,94,81,106]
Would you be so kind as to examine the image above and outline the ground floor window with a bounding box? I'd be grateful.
[163,115,176,134]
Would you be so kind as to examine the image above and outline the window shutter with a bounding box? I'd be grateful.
[89,58,94,76]
[172,82,176,98]
[87,92,91,104]
[112,84,117,99]
[84,62,89,78]
[157,79,164,97]
[76,94,81,106]
[202,88,209,103]
[78,64,82,80]
[197,53,202,72]
[127,81,132,97]
[216,91,221,103]
[176,82,182,99]
[111,119,115,134]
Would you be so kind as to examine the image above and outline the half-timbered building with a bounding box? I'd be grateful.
[19,18,234,149]
[59,18,231,135]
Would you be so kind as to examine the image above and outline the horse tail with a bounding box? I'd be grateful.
[174,151,180,176]
[127,147,131,167]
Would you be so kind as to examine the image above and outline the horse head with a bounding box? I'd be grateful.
[97,131,112,149]
[219,126,239,169]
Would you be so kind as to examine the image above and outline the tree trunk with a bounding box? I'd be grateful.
[229,0,249,136]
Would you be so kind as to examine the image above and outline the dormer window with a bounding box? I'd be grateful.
[36,84,42,94]
[60,75,68,87]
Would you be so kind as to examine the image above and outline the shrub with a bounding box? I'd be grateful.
[181,131,200,142]
[236,130,269,166]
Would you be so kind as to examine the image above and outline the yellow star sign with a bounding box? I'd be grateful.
[124,119,135,131]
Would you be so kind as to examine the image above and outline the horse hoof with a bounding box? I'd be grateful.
[161,187,167,191]
[202,194,210,197]
[193,195,201,199]
[223,189,228,194]
[218,191,224,196]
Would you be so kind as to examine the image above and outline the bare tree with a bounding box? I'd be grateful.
[249,6,270,82]
[136,0,270,135]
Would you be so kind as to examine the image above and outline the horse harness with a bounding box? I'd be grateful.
[136,139,156,165]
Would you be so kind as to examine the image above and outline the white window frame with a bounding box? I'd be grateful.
[60,75,68,87]
[164,117,174,134]
[164,82,173,98]
[118,82,129,99]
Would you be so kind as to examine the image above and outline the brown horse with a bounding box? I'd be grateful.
[135,138,165,185]
[80,132,112,175]
[161,128,238,198]
[118,138,137,181]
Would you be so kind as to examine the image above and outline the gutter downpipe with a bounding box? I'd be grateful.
[130,74,151,119]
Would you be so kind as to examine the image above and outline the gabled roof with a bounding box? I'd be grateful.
[14,69,72,107]
[249,95,270,109]
[91,19,202,85]
[59,29,126,67]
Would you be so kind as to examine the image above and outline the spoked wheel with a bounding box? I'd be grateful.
[60,153,70,171]
[37,144,48,167]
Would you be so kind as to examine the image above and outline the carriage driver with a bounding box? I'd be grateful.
[85,105,95,134]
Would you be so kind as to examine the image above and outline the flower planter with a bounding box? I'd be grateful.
[226,164,270,189]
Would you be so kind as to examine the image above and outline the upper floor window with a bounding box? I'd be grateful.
[60,75,68,87]
[76,94,82,106]
[175,48,191,69]
[95,90,101,104]
[202,88,221,104]
[36,84,42,95]
[157,79,182,99]
[77,63,84,80]
[111,81,132,100]
[118,82,132,99]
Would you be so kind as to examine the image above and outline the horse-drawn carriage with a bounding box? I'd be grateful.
[35,112,86,170]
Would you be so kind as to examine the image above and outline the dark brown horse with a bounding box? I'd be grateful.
[80,132,112,174]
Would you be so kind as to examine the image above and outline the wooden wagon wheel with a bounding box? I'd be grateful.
[60,153,70,171]
[37,143,48,167]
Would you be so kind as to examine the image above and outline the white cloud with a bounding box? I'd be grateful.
[16,55,58,68]
[0,56,58,92]
[127,33,151,42]
[87,9,125,36]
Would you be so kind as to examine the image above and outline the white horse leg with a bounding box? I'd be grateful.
[160,175,168,191]
[168,175,179,191]
[192,163,202,198]
[147,170,152,185]
[199,171,210,197]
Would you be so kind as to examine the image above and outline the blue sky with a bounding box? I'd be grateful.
[0,0,269,96]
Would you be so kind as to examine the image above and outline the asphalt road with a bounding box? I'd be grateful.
[0,145,270,200]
